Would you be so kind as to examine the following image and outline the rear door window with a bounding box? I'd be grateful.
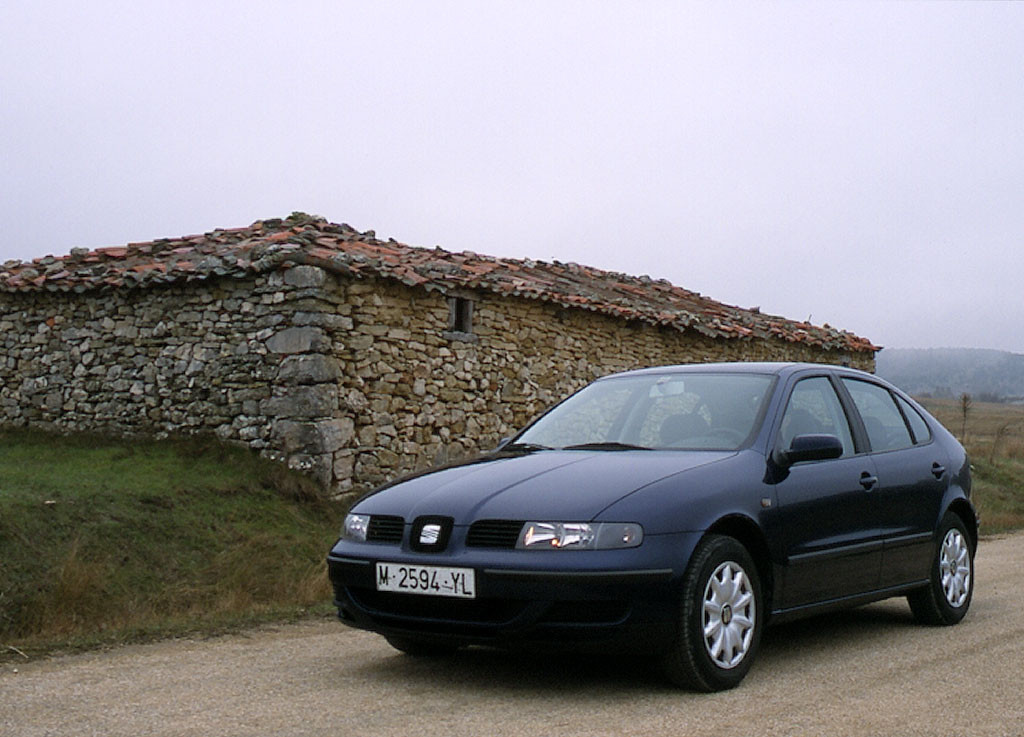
[841,378,914,452]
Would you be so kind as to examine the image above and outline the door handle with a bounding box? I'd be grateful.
[859,472,878,491]
[931,463,946,479]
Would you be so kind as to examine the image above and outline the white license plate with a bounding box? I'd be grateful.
[375,563,476,599]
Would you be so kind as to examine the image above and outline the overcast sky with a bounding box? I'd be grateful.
[2,1,1022,353]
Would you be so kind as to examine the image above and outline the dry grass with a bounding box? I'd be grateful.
[917,397,1024,459]
[0,430,343,658]
[916,397,1024,534]
[30,539,111,636]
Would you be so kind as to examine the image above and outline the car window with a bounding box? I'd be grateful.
[841,378,914,452]
[779,377,855,457]
[516,373,774,450]
[896,394,932,444]
[628,374,772,449]
[636,389,703,448]
[521,382,638,447]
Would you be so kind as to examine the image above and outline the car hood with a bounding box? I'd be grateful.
[353,449,732,523]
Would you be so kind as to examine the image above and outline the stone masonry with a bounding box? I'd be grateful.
[0,216,877,498]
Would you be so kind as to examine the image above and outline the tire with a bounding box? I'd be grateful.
[907,512,974,626]
[385,635,460,657]
[662,535,763,691]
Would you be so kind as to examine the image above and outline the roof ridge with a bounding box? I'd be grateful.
[0,215,877,353]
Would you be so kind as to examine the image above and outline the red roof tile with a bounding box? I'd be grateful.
[0,213,877,353]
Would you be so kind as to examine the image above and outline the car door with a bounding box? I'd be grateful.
[770,374,882,609]
[840,378,947,588]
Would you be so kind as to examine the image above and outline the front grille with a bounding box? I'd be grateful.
[367,515,404,543]
[347,587,528,626]
[466,519,524,548]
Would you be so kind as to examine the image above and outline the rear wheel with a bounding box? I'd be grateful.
[662,535,762,691]
[385,635,460,657]
[907,512,974,625]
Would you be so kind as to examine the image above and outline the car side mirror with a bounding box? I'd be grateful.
[773,434,843,468]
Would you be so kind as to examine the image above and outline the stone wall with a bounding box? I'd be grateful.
[326,273,872,492]
[0,265,873,498]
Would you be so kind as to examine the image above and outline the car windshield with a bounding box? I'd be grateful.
[514,372,775,451]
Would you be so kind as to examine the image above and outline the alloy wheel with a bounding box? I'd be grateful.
[940,528,971,608]
[702,561,756,669]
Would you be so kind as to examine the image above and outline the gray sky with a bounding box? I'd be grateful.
[3,1,1022,353]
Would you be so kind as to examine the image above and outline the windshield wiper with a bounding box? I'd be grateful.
[501,442,553,453]
[561,442,652,451]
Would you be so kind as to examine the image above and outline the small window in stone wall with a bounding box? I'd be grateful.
[444,296,478,342]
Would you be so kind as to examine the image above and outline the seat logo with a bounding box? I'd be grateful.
[411,516,452,552]
[419,524,441,545]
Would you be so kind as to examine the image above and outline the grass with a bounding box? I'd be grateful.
[917,397,1024,534]
[0,430,345,660]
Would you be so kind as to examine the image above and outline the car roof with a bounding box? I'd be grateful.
[603,361,876,381]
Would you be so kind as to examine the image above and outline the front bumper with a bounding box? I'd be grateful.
[326,533,697,653]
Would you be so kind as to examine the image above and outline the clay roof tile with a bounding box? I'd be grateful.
[0,215,877,353]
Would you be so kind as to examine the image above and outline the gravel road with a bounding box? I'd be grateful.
[3,533,1023,737]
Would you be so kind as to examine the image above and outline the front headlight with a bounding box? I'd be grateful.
[516,522,643,550]
[342,513,370,542]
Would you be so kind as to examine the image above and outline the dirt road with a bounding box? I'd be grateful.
[3,533,1023,737]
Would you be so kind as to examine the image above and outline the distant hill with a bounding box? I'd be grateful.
[875,348,1024,402]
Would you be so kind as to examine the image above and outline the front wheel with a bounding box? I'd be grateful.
[662,535,762,691]
[907,512,974,626]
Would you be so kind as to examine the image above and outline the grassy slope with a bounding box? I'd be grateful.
[0,431,344,657]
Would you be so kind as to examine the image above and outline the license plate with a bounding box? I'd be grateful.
[375,563,476,599]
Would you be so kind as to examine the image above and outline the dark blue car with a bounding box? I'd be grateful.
[327,362,976,690]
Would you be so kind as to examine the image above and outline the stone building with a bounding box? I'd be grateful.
[0,213,876,497]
